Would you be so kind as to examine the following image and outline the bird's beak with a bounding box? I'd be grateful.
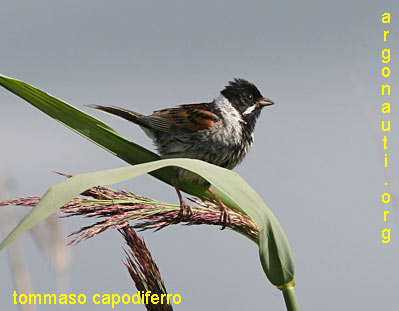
[257,97,275,107]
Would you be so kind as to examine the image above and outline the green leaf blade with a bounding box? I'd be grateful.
[0,74,170,183]
[0,158,294,287]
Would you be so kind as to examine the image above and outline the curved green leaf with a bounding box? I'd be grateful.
[0,74,205,198]
[0,159,294,286]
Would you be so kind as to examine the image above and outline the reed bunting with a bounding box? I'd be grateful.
[88,78,274,227]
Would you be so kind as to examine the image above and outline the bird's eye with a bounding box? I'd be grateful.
[246,94,253,101]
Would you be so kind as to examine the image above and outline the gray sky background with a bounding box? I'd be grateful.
[1,0,398,310]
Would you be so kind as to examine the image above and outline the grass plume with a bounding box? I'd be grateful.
[0,174,258,246]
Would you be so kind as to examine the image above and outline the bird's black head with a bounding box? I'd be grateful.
[221,78,274,120]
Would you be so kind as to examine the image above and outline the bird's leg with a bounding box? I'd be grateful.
[171,168,193,221]
[206,186,231,230]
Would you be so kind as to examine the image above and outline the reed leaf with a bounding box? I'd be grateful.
[0,158,294,287]
[0,74,205,198]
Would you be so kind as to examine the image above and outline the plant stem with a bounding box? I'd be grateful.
[282,287,299,311]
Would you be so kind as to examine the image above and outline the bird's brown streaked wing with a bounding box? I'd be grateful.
[146,103,219,133]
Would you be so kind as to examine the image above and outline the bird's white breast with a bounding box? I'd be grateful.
[213,94,243,144]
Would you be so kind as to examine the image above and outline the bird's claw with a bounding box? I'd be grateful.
[177,200,193,222]
[218,204,232,230]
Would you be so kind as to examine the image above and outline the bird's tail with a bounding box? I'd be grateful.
[86,105,145,125]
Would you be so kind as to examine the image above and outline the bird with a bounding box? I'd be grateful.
[87,78,274,227]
